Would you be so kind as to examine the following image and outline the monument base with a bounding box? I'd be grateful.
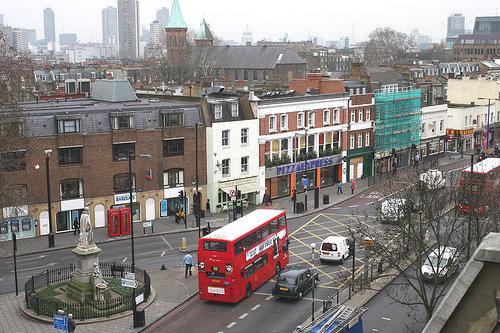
[72,245,101,284]
[66,280,94,303]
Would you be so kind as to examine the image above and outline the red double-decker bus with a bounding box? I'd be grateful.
[198,209,289,303]
[458,158,500,214]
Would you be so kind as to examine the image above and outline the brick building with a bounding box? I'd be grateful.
[453,34,500,61]
[0,80,206,239]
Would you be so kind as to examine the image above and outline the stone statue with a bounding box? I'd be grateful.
[78,207,94,248]
[92,262,105,285]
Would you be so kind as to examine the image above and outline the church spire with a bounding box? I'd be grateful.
[166,0,187,29]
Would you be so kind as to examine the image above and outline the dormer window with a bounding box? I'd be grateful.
[214,105,223,120]
[162,113,183,127]
[231,103,239,117]
[58,119,80,134]
[112,115,133,130]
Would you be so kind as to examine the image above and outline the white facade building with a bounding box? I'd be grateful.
[205,96,260,213]
[420,104,448,157]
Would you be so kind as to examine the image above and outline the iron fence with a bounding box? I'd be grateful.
[24,262,151,320]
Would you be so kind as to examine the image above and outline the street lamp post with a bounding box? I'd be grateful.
[310,242,316,323]
[45,149,55,248]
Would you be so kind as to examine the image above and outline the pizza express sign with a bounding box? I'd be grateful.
[266,155,343,178]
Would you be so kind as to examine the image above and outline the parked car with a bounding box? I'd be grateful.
[421,246,459,283]
[420,169,446,189]
[319,236,350,264]
[380,198,407,222]
[272,265,318,300]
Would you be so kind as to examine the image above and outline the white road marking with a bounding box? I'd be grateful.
[122,257,127,263]
[161,236,174,250]
[161,251,166,257]
[348,205,359,208]
[239,313,248,319]
[265,295,273,301]
[331,207,341,210]
[12,262,56,273]
[382,317,391,321]
[226,322,237,328]
[251,304,261,311]
[5,254,46,264]
[371,329,379,332]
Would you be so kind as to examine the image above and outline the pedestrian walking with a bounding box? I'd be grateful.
[413,153,420,170]
[291,187,297,213]
[73,218,79,236]
[174,207,180,224]
[183,252,193,278]
[392,160,397,177]
[206,221,211,234]
[337,181,343,195]
[205,199,212,217]
[351,179,357,194]
[68,313,76,333]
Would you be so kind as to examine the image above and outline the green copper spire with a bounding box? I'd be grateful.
[166,0,188,29]
[196,19,214,40]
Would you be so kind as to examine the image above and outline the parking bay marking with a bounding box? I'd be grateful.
[226,322,237,328]
[238,313,248,319]
[251,304,261,311]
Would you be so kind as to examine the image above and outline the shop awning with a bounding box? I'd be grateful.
[220,182,261,195]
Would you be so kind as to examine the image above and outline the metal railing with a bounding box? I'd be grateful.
[24,262,151,320]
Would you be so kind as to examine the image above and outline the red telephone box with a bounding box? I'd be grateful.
[107,209,121,237]
[119,207,132,236]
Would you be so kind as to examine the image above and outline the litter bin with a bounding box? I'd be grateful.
[134,309,145,328]
[296,202,305,213]
[323,194,329,205]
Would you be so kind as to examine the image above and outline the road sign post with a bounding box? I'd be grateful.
[53,313,68,331]
[121,278,139,289]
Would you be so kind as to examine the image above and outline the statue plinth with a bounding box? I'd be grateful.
[72,244,101,284]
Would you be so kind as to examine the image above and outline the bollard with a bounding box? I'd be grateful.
[180,237,187,251]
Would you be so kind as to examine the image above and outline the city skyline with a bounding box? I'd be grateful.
[1,0,498,44]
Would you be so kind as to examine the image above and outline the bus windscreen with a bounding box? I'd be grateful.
[203,241,227,252]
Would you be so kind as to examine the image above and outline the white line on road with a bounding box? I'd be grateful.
[5,254,46,264]
[265,295,273,301]
[226,322,237,328]
[161,251,166,257]
[371,329,379,332]
[161,236,174,250]
[331,207,341,210]
[382,317,391,321]
[239,313,248,319]
[348,205,359,208]
[12,262,56,273]
[122,257,127,263]
[251,304,261,311]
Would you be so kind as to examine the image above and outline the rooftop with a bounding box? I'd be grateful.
[165,0,187,29]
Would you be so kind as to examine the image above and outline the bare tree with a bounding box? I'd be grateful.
[363,27,415,67]
[0,33,33,211]
[351,168,496,323]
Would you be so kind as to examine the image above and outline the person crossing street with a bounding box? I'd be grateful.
[183,252,193,278]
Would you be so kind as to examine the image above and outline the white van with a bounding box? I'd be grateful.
[419,169,445,190]
[319,236,350,264]
[381,198,407,222]
[421,246,458,283]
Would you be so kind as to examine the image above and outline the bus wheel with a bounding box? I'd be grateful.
[275,263,281,275]
[245,283,252,298]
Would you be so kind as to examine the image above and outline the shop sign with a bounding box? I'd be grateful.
[276,156,338,176]
[114,192,137,205]
[446,128,473,137]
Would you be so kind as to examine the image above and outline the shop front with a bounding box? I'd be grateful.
[347,147,374,180]
[113,192,141,222]
[420,136,445,158]
[56,198,85,232]
[217,176,260,211]
[0,206,35,241]
[265,154,343,199]
[446,128,474,152]
[161,187,189,217]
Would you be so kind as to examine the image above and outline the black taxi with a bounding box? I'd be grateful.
[272,265,318,300]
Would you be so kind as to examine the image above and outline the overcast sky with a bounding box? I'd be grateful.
[1,0,499,44]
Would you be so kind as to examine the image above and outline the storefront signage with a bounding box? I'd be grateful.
[446,128,474,137]
[114,193,137,205]
[276,156,337,176]
[219,176,259,188]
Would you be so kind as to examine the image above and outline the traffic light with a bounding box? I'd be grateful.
[145,169,152,180]
[236,190,242,199]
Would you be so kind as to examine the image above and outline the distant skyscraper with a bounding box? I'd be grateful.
[447,13,465,38]
[102,6,118,46]
[473,16,500,35]
[0,14,4,26]
[25,29,36,45]
[12,28,29,53]
[59,33,77,46]
[149,20,162,45]
[117,0,140,60]
[241,24,253,45]
[156,7,169,28]
[43,7,55,43]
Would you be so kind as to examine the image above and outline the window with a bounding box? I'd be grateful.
[60,178,83,200]
[222,130,230,146]
[350,111,355,123]
[357,134,363,148]
[421,123,426,133]
[280,114,288,130]
[58,119,80,134]
[365,132,370,146]
[261,224,270,238]
[269,115,276,132]
[297,112,304,128]
[253,70,258,81]
[231,103,239,117]
[366,109,371,121]
[241,156,248,173]
[214,105,222,119]
[112,115,133,130]
[163,168,184,188]
[58,147,82,165]
[162,113,183,126]
[113,173,135,193]
[270,219,279,233]
[112,142,135,161]
[234,70,239,80]
[241,128,248,145]
[308,111,315,127]
[0,151,26,171]
[333,109,339,123]
[221,158,230,176]
[204,241,227,252]
[323,109,330,124]
[163,139,184,157]
[358,109,363,122]
[349,135,355,149]
[243,70,248,80]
